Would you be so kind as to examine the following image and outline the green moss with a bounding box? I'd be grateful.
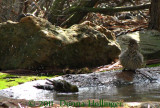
[146,63,160,67]
[0,73,55,90]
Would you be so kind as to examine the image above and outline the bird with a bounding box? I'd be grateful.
[34,79,78,93]
[119,38,144,71]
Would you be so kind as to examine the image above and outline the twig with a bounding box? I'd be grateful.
[18,103,23,108]
[46,78,54,83]
[136,70,157,83]
[129,0,149,18]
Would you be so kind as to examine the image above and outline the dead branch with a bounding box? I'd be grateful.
[65,3,150,15]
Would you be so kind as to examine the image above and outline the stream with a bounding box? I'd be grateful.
[1,67,160,102]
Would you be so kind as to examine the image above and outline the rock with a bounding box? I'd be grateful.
[0,16,120,70]
[17,13,34,22]
[125,102,160,108]
[117,30,160,60]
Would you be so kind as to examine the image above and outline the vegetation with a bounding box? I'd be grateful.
[0,73,55,90]
[0,0,150,27]
[147,63,160,67]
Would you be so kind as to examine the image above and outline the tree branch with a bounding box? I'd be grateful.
[66,3,150,15]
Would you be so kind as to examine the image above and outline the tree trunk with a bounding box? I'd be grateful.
[149,0,160,31]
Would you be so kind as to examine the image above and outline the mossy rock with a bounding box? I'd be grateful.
[0,17,120,70]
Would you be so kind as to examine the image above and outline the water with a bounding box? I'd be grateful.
[1,68,160,102]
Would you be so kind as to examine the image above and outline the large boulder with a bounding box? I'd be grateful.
[0,16,120,70]
[117,30,160,60]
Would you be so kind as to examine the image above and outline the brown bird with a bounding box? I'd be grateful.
[34,79,78,93]
[119,38,144,71]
